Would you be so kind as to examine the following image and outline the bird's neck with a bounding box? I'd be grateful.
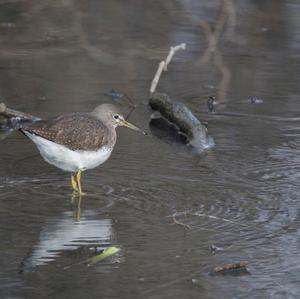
[106,127,117,148]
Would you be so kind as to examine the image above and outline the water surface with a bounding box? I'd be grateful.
[1,1,300,298]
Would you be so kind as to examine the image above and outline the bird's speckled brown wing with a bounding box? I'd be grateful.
[22,113,116,151]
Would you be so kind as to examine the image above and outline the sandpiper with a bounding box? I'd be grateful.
[0,103,145,195]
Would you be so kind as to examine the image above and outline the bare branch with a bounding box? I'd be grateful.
[150,43,186,94]
[150,61,165,94]
[164,43,186,71]
[171,215,192,230]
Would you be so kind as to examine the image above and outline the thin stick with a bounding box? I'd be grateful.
[169,212,219,232]
[123,93,136,108]
[167,210,252,229]
[171,215,192,230]
[150,61,165,94]
[191,212,250,228]
[150,43,186,94]
[164,43,186,71]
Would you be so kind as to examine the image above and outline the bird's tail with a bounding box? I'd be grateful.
[0,102,40,131]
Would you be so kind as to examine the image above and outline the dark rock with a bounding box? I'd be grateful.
[149,92,214,152]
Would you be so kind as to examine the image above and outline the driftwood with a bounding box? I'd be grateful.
[212,261,250,275]
[0,102,40,136]
[149,93,214,151]
[0,102,39,122]
[148,43,214,152]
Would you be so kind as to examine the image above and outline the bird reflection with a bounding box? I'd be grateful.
[71,192,83,222]
[20,209,114,273]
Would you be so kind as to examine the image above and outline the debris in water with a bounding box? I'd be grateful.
[149,92,214,152]
[210,244,224,254]
[247,96,263,104]
[63,246,121,270]
[0,102,40,131]
[87,246,120,266]
[104,89,125,100]
[211,261,250,275]
[207,96,216,112]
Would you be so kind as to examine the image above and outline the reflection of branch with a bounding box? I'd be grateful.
[22,1,112,64]
[224,0,236,35]
[70,4,113,65]
[198,0,235,102]
[199,22,215,64]
[214,50,231,101]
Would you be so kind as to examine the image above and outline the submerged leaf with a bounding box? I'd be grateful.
[87,246,120,265]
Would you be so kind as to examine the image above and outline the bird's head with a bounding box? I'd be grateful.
[92,104,146,134]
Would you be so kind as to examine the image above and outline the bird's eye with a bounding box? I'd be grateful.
[113,114,119,120]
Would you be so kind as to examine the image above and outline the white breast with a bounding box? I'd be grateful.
[24,131,113,172]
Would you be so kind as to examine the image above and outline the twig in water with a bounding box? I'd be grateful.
[167,210,252,229]
[168,212,219,232]
[171,215,191,230]
[191,211,251,228]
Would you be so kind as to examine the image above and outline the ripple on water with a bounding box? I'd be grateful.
[242,139,300,191]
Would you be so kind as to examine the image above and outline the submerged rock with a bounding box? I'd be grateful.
[149,92,214,152]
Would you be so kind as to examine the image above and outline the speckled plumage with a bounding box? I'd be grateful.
[1,102,143,193]
[22,113,117,151]
[12,102,143,183]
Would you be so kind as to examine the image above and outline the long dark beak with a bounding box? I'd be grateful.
[121,119,147,135]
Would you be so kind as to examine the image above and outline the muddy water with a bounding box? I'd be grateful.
[1,1,300,298]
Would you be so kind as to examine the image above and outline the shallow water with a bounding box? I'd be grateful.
[1,1,300,298]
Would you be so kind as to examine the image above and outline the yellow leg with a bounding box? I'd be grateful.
[76,169,83,195]
[71,174,78,191]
